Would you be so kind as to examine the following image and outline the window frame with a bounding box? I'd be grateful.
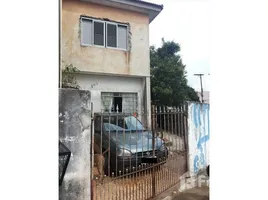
[116,24,129,51]
[80,17,93,47]
[106,21,118,49]
[80,17,129,51]
[92,19,105,48]
[101,92,138,114]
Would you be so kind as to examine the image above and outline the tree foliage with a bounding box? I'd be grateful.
[150,39,200,106]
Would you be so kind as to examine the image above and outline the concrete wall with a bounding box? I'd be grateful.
[75,73,151,127]
[76,73,144,112]
[187,103,210,177]
[61,0,150,77]
[59,89,92,200]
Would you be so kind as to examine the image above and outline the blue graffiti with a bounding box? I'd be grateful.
[192,103,210,174]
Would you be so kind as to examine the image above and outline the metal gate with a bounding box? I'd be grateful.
[92,105,188,200]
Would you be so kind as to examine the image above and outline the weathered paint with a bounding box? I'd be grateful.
[75,73,151,127]
[61,0,150,77]
[59,89,92,200]
[76,73,144,112]
[187,103,210,177]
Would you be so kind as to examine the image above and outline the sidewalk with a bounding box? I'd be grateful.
[172,186,209,200]
[154,170,209,200]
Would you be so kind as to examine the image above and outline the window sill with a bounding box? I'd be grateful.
[106,46,129,52]
[81,44,129,52]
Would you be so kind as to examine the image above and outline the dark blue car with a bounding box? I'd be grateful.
[94,113,168,176]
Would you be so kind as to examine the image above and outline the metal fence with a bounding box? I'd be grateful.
[59,141,71,186]
[92,105,188,200]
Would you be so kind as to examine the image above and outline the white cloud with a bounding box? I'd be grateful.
[148,0,210,91]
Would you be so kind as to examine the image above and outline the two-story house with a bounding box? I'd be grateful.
[61,0,163,128]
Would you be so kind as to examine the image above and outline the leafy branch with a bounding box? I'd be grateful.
[62,64,80,89]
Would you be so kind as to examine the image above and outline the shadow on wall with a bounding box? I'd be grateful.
[59,89,92,200]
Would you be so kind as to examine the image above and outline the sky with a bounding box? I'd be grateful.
[148,0,210,91]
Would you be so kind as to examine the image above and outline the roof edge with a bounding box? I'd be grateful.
[127,0,163,10]
[80,0,163,23]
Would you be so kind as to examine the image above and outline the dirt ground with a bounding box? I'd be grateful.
[172,186,209,200]
[92,152,188,200]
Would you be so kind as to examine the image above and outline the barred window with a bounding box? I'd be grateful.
[101,92,137,114]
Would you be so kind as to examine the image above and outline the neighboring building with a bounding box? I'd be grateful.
[61,0,163,128]
[196,91,210,104]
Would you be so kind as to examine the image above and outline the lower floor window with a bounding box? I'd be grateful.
[101,92,137,114]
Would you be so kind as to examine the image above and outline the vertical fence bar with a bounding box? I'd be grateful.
[141,164,144,199]
[179,107,183,151]
[176,107,180,152]
[90,102,94,200]
[122,112,126,200]
[181,105,185,151]
[114,114,118,198]
[167,108,170,139]
[174,107,178,151]
[135,110,139,200]
[151,105,156,198]
[163,106,166,137]
[108,113,111,178]
[99,111,104,200]
[184,104,189,172]
[115,114,119,200]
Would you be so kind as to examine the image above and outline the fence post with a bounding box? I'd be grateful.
[183,103,189,172]
[90,102,94,200]
[151,105,156,197]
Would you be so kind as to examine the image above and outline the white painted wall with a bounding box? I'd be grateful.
[76,73,150,124]
[187,103,210,177]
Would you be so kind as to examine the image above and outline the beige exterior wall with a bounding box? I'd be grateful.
[61,0,150,77]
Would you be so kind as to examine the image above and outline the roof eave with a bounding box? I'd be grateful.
[80,0,163,23]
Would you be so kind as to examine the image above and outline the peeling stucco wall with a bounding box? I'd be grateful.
[187,103,210,177]
[59,89,92,200]
[61,0,150,77]
[76,73,143,110]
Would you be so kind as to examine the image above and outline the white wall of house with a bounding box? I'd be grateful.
[76,73,151,127]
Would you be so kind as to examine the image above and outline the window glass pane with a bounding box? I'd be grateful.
[122,93,137,114]
[94,21,104,46]
[81,19,92,45]
[107,24,117,48]
[118,25,127,50]
[101,92,113,112]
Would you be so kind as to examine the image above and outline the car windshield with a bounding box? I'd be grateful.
[102,116,145,132]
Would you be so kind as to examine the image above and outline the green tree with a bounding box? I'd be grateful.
[150,39,200,106]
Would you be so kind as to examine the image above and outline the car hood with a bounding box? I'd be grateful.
[110,131,164,153]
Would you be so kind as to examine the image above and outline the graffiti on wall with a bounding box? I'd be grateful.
[188,102,210,176]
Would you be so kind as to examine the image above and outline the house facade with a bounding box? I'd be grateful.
[61,0,163,128]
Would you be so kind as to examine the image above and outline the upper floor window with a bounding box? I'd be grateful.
[80,17,128,50]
